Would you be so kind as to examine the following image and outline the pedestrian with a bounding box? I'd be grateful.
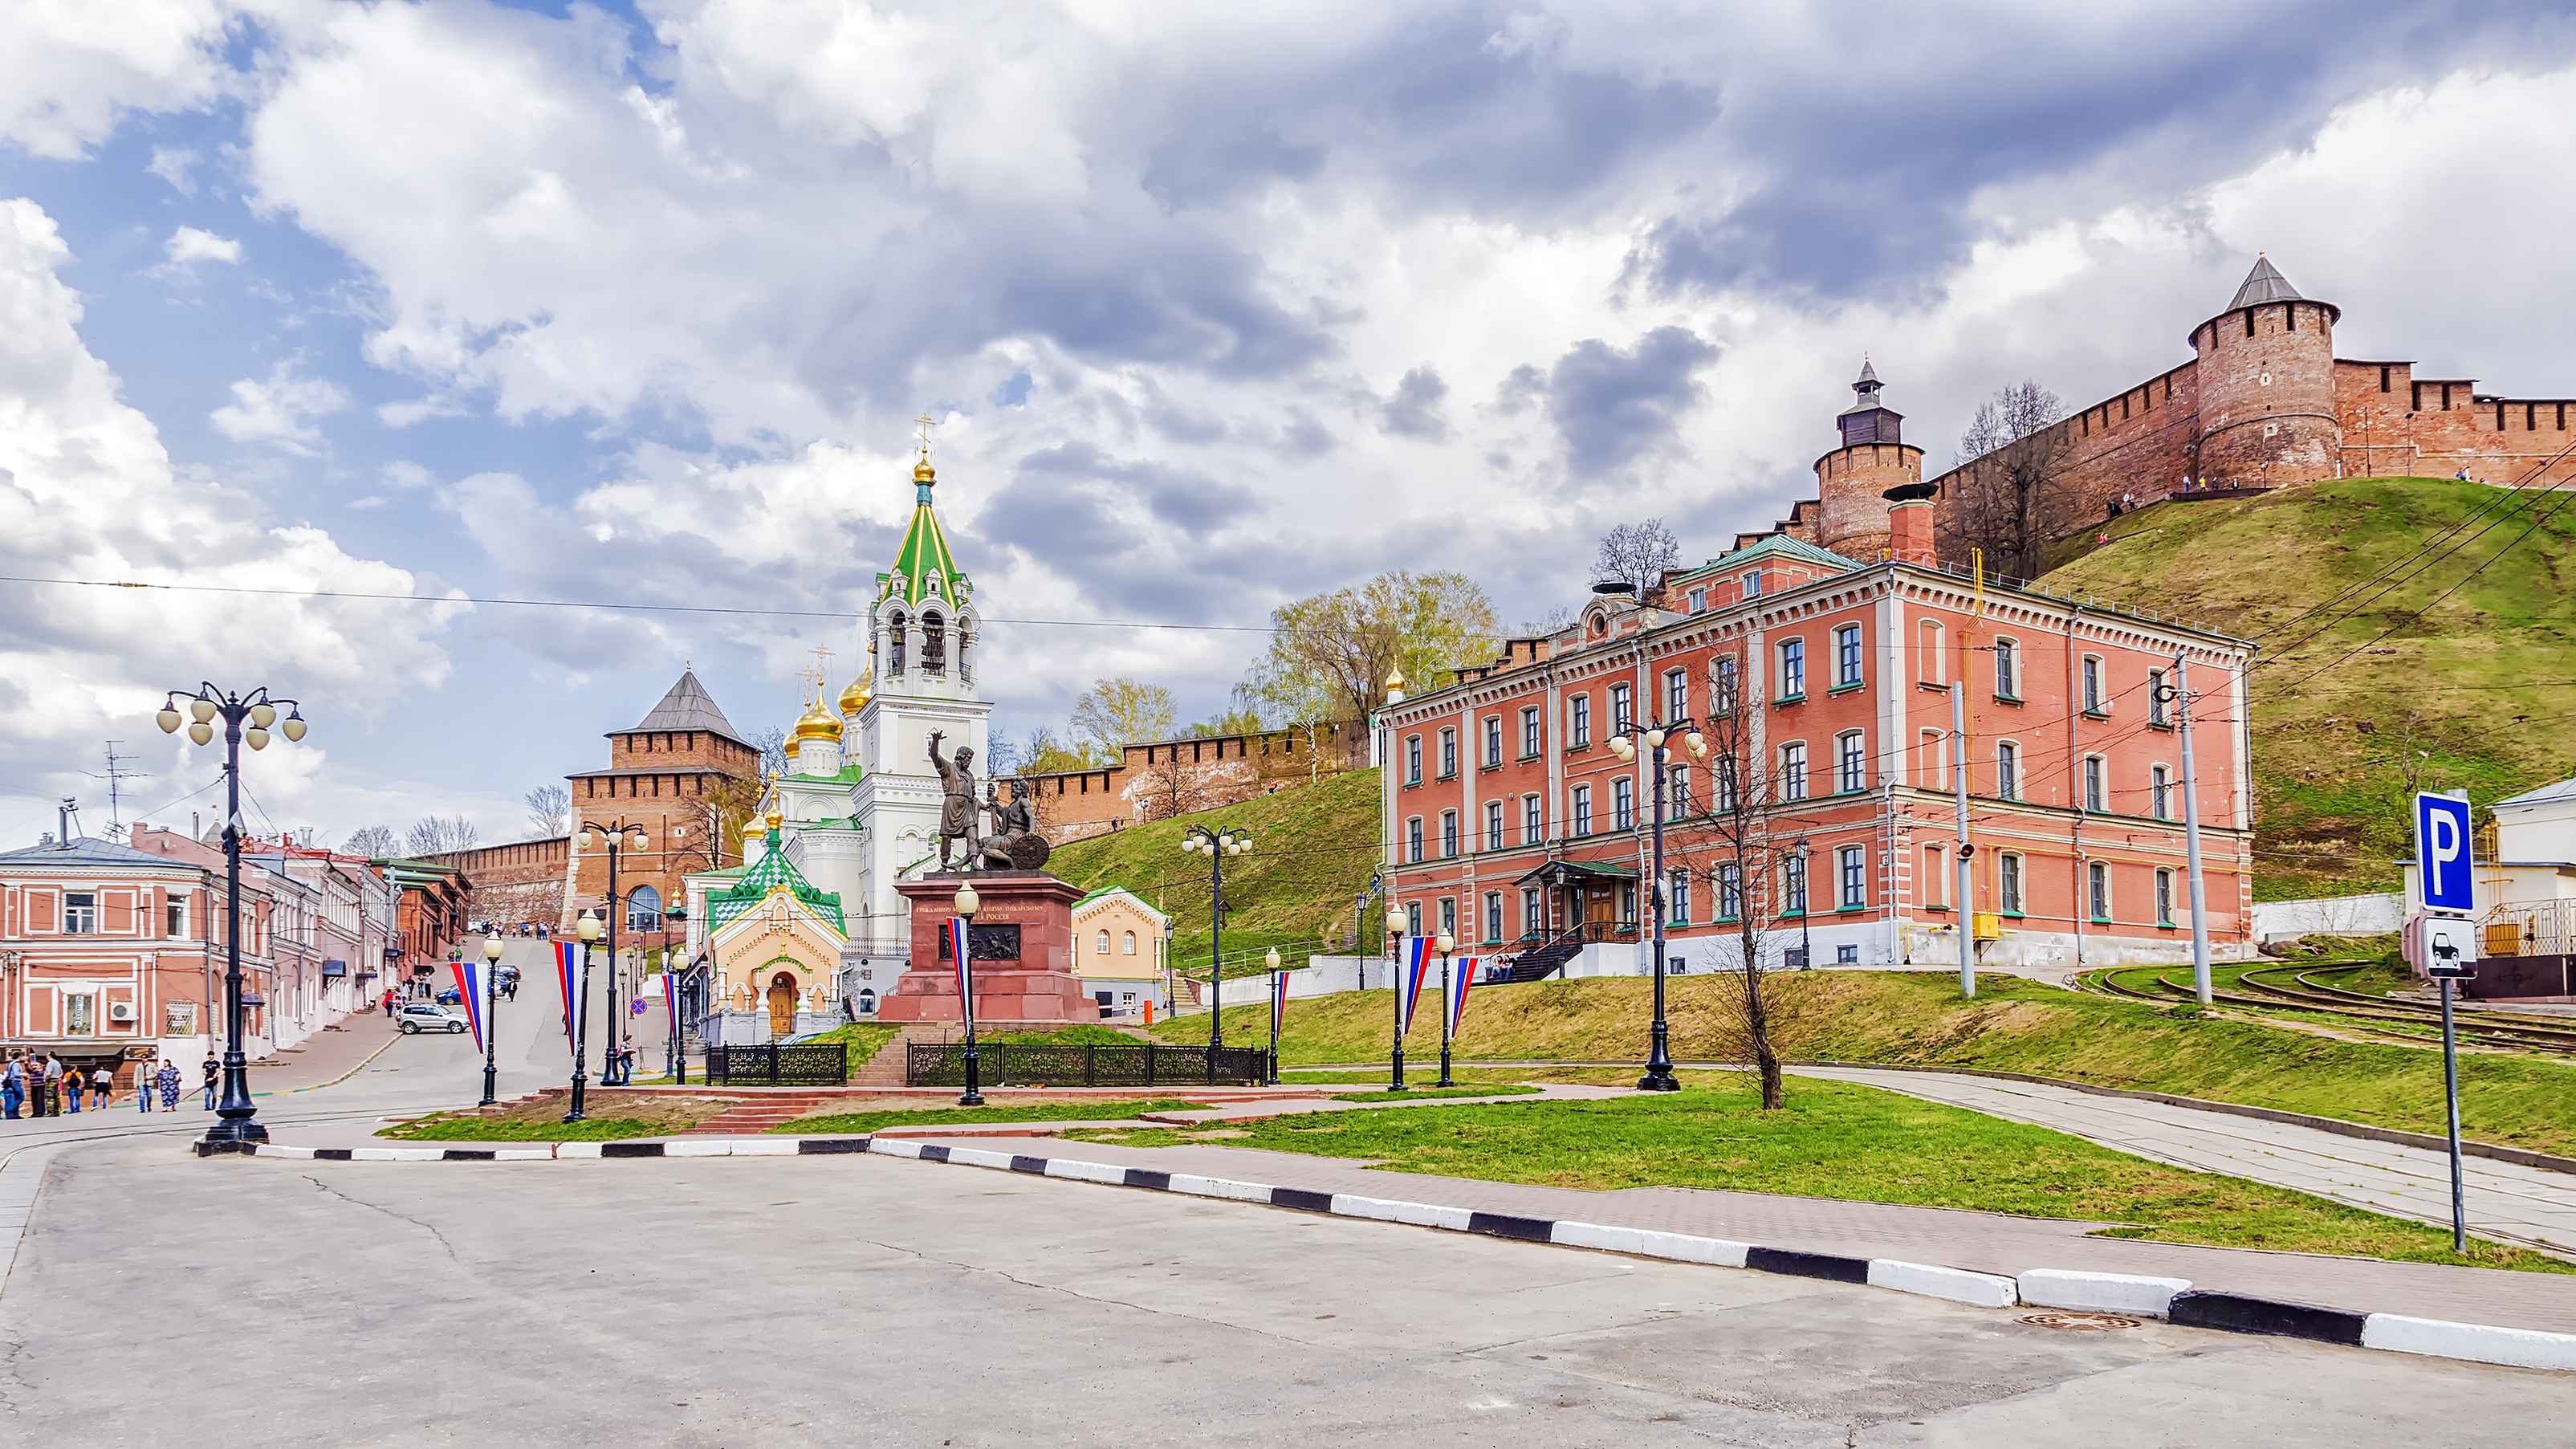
[382,987,396,1019]
[62,1064,83,1114]
[137,1060,155,1113]
[157,1059,181,1112]
[2,1052,22,1120]
[91,1068,112,1113]
[201,1052,221,1110]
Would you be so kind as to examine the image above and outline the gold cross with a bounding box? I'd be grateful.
[806,642,834,702]
[914,412,936,458]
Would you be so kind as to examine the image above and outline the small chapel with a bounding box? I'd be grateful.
[681,424,996,1034]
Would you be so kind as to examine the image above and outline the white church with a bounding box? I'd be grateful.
[682,439,995,1021]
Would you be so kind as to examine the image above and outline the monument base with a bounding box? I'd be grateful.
[878,872,1096,1024]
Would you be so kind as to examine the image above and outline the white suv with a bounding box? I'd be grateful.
[396,1003,467,1035]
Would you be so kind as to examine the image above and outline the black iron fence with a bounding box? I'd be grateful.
[905,1040,1271,1088]
[702,1043,848,1086]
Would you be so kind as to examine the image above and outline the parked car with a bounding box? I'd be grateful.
[397,1003,467,1035]
[435,986,463,1004]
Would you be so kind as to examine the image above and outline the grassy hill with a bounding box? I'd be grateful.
[2033,477,2576,898]
[1045,767,1383,977]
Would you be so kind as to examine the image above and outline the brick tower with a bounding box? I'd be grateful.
[2190,256,2341,488]
[1813,359,1923,560]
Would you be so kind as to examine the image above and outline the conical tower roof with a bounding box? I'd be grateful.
[2226,255,2304,309]
[878,454,971,611]
[620,667,747,746]
[707,818,844,932]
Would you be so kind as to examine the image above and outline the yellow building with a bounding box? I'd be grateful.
[704,812,849,1040]
[1070,886,1171,1018]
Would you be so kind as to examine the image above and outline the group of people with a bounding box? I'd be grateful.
[2,1051,217,1119]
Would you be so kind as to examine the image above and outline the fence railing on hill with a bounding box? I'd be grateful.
[905,1040,1270,1088]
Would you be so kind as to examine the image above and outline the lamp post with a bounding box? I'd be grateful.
[1434,931,1456,1087]
[1264,946,1283,1085]
[577,818,647,1084]
[565,909,600,1122]
[1180,826,1252,1083]
[157,682,307,1148]
[479,933,505,1106]
[1609,714,1707,1093]
[1792,838,1813,971]
[954,881,983,1106]
[664,904,688,1085]
[1384,906,1408,1093]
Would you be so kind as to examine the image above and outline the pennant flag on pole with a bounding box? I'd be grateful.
[1395,935,1434,1036]
[1447,956,1480,1038]
[1271,968,1289,1043]
[448,959,485,1054]
[662,968,682,1032]
[553,939,581,1056]
[948,918,975,1026]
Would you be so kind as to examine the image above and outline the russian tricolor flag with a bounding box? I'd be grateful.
[447,960,485,1054]
[553,939,581,1057]
[1271,967,1290,1043]
[1446,956,1480,1038]
[949,917,975,1026]
[1395,935,1434,1036]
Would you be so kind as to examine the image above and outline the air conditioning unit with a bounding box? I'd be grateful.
[108,1002,136,1022]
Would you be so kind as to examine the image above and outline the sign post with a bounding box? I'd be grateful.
[2411,790,2478,1254]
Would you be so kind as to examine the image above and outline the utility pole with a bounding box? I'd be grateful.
[1949,683,1975,998]
[2173,652,2212,1005]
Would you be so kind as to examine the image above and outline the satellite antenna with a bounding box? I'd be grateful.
[85,740,151,840]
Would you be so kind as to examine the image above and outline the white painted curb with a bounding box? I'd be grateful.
[1870,1259,2019,1309]
[555,1142,604,1158]
[1548,1220,1753,1267]
[1044,1159,1129,1186]
[2362,1313,2576,1372]
[1329,1195,1474,1231]
[2016,1268,2191,1318]
[869,1140,926,1158]
[1172,1174,1277,1204]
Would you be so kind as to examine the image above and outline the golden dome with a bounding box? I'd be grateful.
[837,675,872,714]
[763,807,783,832]
[914,458,936,482]
[792,698,842,742]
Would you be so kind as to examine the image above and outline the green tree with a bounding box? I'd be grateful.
[1239,570,1500,725]
[1069,677,1179,761]
[1021,727,1091,774]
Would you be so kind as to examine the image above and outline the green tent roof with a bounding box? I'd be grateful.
[706,829,844,932]
[877,460,971,612]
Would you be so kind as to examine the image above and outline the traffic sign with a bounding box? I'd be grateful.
[2414,792,2476,915]
[2423,918,2477,979]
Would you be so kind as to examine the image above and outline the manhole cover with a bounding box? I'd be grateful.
[2018,1313,2141,1331]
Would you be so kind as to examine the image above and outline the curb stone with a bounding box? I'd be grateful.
[197,1134,2576,1373]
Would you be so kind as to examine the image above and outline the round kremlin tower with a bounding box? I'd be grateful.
[1811,358,1923,560]
[2189,255,2342,487]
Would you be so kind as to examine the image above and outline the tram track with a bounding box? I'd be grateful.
[2080,962,2576,1060]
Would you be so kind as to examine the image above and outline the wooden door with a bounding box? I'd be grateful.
[1585,888,1616,939]
[766,973,796,1037]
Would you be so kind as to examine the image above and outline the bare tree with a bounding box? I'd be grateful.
[1671,645,1800,1109]
[1021,727,1090,775]
[1593,518,1683,596]
[342,824,398,858]
[750,726,789,780]
[1133,751,1218,823]
[1942,381,2069,579]
[523,784,571,839]
[404,815,481,857]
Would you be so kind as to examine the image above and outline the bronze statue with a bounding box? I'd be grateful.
[927,730,978,869]
[975,777,1050,872]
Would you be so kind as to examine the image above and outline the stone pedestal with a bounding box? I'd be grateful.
[879,872,1093,1024]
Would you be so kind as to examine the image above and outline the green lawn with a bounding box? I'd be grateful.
[767,1098,1209,1134]
[1068,1074,2569,1272]
[1154,968,2576,1158]
[1326,1085,1542,1101]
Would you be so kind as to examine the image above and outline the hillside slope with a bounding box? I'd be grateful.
[1045,767,1383,976]
[2035,477,2576,897]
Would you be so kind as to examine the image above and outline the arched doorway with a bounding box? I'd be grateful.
[627,884,662,933]
[767,971,798,1038]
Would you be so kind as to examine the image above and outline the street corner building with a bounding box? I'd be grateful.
[1381,401,2257,982]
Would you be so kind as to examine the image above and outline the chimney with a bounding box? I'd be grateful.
[1882,482,1939,567]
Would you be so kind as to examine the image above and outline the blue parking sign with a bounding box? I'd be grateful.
[2414,792,2476,914]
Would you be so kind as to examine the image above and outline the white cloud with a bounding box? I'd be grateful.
[162,225,241,265]
[0,0,239,160]
[0,196,463,834]
[209,360,352,450]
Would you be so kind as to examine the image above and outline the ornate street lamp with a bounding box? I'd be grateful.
[566,909,601,1121]
[954,881,983,1106]
[1263,946,1283,1085]
[578,818,649,1084]
[480,933,506,1106]
[157,682,307,1149]
[663,902,689,1084]
[1434,930,1457,1087]
[1180,827,1252,1083]
[1609,714,1709,1093]
[1383,906,1409,1093]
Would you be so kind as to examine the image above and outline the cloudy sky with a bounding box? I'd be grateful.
[6,0,2576,849]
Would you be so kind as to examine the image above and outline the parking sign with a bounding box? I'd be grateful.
[2413,792,2476,915]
